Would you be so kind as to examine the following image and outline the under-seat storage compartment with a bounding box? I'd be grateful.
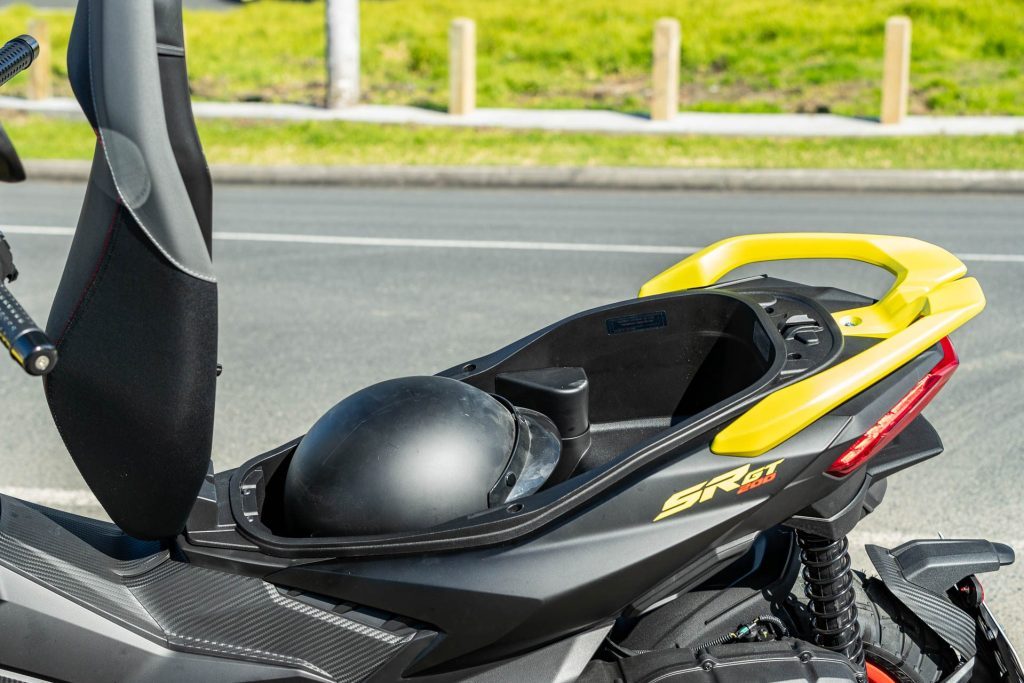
[459,291,778,471]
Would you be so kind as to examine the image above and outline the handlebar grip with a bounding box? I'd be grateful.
[0,282,56,376]
[0,35,39,90]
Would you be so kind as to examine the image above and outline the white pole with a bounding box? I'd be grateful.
[27,19,51,101]
[881,16,912,125]
[449,18,476,116]
[651,18,681,121]
[326,0,360,109]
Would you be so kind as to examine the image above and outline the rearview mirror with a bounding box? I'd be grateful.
[0,123,26,183]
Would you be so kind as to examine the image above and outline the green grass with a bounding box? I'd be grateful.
[3,114,1021,169]
[0,0,1022,116]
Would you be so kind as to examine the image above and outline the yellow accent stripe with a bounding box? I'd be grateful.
[638,233,986,457]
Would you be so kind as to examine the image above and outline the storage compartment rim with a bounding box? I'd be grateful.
[226,289,839,558]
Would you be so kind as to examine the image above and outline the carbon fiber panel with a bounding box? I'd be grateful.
[0,496,417,682]
[127,559,412,680]
[1,672,51,683]
[0,496,164,637]
[866,544,976,658]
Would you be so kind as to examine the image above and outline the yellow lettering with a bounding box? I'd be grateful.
[653,481,705,521]
[698,464,750,503]
[654,459,785,522]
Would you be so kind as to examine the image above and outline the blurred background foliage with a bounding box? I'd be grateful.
[0,0,1021,116]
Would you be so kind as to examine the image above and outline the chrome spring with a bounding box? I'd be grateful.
[796,532,865,667]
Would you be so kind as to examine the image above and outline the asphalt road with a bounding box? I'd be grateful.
[0,182,1022,642]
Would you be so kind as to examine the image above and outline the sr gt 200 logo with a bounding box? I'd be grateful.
[653,459,784,522]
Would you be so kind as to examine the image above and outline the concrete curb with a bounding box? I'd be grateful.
[22,160,1024,193]
[4,96,1023,137]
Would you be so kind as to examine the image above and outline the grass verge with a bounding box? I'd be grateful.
[3,114,1021,169]
[0,0,1021,115]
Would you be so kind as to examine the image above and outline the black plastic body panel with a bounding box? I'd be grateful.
[867,543,978,659]
[889,539,1015,594]
[8,269,997,678]
[865,415,943,480]
[783,339,946,538]
[263,420,855,672]
[867,538,1016,662]
[619,526,802,650]
[0,495,424,682]
[579,639,860,683]
[217,286,846,558]
[173,276,971,672]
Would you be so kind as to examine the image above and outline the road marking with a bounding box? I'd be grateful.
[1,224,698,255]
[2,224,1023,262]
[213,230,702,255]
[2,225,74,236]
[956,253,1024,263]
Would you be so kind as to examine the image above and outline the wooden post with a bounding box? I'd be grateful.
[449,18,476,116]
[326,0,360,108]
[651,18,680,121]
[27,18,51,100]
[881,16,911,125]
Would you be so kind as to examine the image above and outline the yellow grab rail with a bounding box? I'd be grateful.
[639,233,968,338]
[638,233,985,457]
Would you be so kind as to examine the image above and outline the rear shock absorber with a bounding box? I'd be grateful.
[797,531,865,668]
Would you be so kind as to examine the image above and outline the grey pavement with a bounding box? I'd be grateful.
[3,95,1022,137]
[0,182,1021,640]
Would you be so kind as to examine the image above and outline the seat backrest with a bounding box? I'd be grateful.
[45,0,218,540]
[0,122,26,182]
[154,0,213,253]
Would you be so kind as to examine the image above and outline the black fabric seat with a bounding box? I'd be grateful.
[45,0,218,540]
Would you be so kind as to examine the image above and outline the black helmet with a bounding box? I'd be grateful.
[282,375,561,537]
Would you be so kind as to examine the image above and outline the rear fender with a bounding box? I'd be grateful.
[866,539,1022,682]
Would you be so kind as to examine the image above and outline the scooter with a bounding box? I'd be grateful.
[0,3,1020,682]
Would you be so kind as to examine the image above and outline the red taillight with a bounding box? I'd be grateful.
[827,337,959,476]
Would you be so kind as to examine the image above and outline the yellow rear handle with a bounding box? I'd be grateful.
[639,233,985,457]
